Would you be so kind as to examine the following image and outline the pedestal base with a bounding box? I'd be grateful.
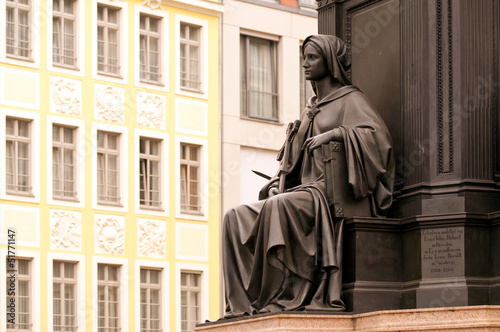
[196,306,500,331]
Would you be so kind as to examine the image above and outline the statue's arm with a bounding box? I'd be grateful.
[258,176,280,200]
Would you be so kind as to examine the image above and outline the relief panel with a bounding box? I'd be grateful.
[137,218,166,258]
[50,209,82,250]
[137,91,166,129]
[94,214,125,255]
[94,84,125,123]
[50,76,82,116]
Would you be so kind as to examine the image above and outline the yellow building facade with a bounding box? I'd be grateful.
[0,0,221,331]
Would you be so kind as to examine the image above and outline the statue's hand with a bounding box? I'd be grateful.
[302,129,342,155]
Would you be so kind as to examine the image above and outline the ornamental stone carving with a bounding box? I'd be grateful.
[50,210,82,250]
[50,77,82,116]
[137,218,166,257]
[141,0,162,10]
[94,84,125,123]
[137,91,166,129]
[95,215,125,254]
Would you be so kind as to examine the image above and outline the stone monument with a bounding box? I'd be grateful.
[316,0,500,312]
[196,0,500,330]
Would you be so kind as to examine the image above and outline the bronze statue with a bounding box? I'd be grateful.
[222,34,395,317]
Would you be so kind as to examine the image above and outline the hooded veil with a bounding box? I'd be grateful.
[303,34,352,87]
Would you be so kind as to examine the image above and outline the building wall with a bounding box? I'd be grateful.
[221,0,317,213]
[0,0,221,330]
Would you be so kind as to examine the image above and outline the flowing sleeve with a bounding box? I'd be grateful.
[338,92,395,215]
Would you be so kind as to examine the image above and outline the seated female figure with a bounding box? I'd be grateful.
[223,34,395,316]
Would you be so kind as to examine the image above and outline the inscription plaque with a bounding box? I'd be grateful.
[421,227,465,278]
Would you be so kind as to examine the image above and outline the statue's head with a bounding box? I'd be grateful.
[302,35,351,86]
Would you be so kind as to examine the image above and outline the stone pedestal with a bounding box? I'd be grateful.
[196,306,500,331]
[315,0,500,313]
[343,213,500,312]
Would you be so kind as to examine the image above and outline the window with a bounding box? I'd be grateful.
[139,138,161,209]
[179,23,201,91]
[180,272,201,332]
[97,131,120,205]
[140,14,161,84]
[53,261,77,332]
[240,35,278,121]
[6,0,31,60]
[6,258,32,331]
[180,143,200,214]
[299,48,314,111]
[52,0,77,68]
[97,264,120,332]
[6,117,31,195]
[97,4,120,76]
[140,268,161,332]
[52,125,76,200]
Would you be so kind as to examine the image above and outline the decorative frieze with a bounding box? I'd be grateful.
[141,0,162,10]
[95,214,125,254]
[137,218,166,258]
[50,77,82,116]
[50,209,82,250]
[94,84,125,123]
[137,91,166,129]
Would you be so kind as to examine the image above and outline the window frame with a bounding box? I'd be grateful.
[92,122,128,213]
[0,109,40,203]
[180,271,201,332]
[240,34,279,122]
[47,116,85,208]
[179,143,201,215]
[139,13,162,85]
[175,15,208,100]
[92,0,128,84]
[175,136,208,221]
[135,260,169,332]
[96,4,121,77]
[5,0,32,61]
[52,124,77,201]
[179,22,202,92]
[52,0,78,70]
[175,263,208,332]
[134,5,169,91]
[48,0,85,75]
[5,257,32,331]
[96,130,121,206]
[1,250,40,332]
[134,129,168,217]
[52,261,77,332]
[5,117,32,196]
[92,256,128,332]
[97,264,121,332]
[0,0,40,68]
[140,268,162,332]
[139,137,162,209]
[47,253,85,332]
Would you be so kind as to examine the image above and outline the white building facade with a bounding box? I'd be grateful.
[221,0,317,214]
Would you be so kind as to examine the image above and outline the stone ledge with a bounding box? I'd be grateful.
[196,306,500,331]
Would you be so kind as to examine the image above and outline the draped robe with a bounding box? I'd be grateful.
[223,85,394,316]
